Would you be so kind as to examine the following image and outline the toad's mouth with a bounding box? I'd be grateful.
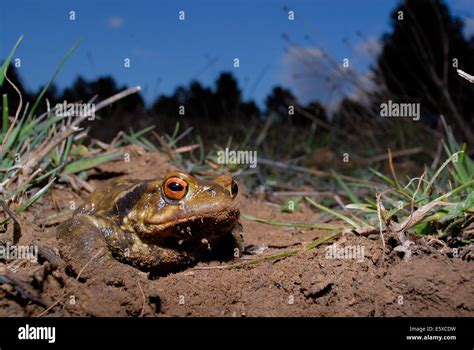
[142,209,240,247]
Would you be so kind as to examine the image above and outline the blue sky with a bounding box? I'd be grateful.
[1,0,473,108]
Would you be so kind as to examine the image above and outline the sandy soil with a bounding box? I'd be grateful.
[1,147,473,317]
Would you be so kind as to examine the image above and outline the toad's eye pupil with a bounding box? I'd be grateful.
[231,180,238,196]
[168,182,184,192]
[163,177,188,200]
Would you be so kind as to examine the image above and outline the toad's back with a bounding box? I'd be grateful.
[76,179,148,221]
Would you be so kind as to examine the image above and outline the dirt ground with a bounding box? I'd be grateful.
[1,147,473,317]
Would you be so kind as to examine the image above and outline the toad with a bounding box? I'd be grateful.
[57,171,242,280]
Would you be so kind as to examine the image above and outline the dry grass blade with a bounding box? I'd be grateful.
[359,147,423,165]
[94,86,141,112]
[457,69,474,83]
[75,248,104,280]
[388,148,401,189]
[15,87,142,189]
[390,201,440,234]
[376,192,388,265]
[136,280,146,317]
[174,144,199,154]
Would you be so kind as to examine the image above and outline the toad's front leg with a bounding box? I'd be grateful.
[57,214,143,284]
[57,214,191,280]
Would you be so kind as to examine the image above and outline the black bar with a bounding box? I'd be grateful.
[0,317,472,346]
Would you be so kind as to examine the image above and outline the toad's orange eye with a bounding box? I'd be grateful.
[163,177,188,200]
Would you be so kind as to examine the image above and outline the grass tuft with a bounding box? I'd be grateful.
[0,37,141,224]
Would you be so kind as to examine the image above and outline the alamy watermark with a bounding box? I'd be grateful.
[325,244,365,262]
[0,243,38,263]
[18,324,55,343]
[55,100,96,120]
[217,148,257,168]
[380,100,420,121]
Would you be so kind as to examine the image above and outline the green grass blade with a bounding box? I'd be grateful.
[62,152,121,175]
[332,169,358,203]
[0,35,23,87]
[123,126,154,145]
[242,213,342,230]
[345,203,377,213]
[16,178,56,213]
[133,125,155,139]
[169,121,180,141]
[35,164,64,182]
[197,134,205,164]
[2,94,9,135]
[305,196,361,229]
[439,192,474,224]
[304,232,339,249]
[139,136,158,151]
[369,167,396,186]
[60,135,73,165]
[442,141,468,184]
[18,112,52,141]
[28,39,81,118]
[422,151,463,196]
[435,179,474,201]
[0,117,25,160]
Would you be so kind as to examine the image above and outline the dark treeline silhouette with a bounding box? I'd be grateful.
[335,0,474,145]
[151,73,260,122]
[1,0,473,147]
[1,66,323,143]
[378,0,474,133]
